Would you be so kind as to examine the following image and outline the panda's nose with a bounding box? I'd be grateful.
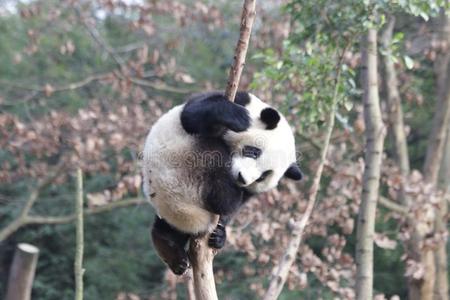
[237,172,247,185]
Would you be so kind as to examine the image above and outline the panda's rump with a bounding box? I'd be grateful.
[142,104,218,233]
[151,190,216,234]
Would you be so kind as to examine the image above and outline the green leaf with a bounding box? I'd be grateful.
[419,12,429,21]
[404,55,414,69]
[344,99,353,111]
[393,32,404,43]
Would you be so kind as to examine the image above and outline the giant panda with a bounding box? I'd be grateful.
[142,91,302,275]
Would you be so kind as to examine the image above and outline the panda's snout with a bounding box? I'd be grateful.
[237,172,247,185]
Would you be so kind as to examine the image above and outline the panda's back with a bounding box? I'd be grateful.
[142,104,220,234]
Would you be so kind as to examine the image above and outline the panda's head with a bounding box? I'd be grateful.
[225,93,303,194]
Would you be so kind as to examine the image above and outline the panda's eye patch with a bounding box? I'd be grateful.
[242,145,261,159]
[256,170,273,182]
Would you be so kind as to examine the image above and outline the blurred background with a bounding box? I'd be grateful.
[0,0,449,299]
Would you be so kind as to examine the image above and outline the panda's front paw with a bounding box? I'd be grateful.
[221,104,250,132]
[208,223,227,249]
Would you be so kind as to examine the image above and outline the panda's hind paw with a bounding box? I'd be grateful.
[208,223,226,249]
[169,256,191,275]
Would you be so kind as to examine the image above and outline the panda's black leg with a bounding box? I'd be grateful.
[151,216,191,275]
[208,215,231,249]
[181,93,250,136]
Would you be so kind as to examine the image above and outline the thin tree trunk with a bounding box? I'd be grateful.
[433,13,450,298]
[188,1,256,299]
[262,41,350,299]
[189,236,218,300]
[424,13,450,186]
[224,0,256,101]
[428,11,450,300]
[381,16,410,175]
[5,243,40,300]
[74,168,84,300]
[380,17,434,300]
[380,16,410,190]
[263,59,342,300]
[355,28,385,300]
[433,114,450,300]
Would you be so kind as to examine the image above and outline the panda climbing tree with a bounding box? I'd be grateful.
[141,1,302,299]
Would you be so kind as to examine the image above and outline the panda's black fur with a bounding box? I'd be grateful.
[142,91,301,275]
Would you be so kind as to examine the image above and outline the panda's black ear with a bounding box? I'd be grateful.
[260,108,280,130]
[284,163,303,181]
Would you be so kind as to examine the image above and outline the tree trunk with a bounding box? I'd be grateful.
[74,168,84,300]
[5,243,40,300]
[429,11,450,300]
[189,235,218,300]
[381,16,410,185]
[187,1,256,298]
[434,60,450,300]
[380,16,440,300]
[424,13,450,186]
[355,28,385,300]
[421,12,450,299]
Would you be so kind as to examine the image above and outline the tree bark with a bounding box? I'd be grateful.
[433,12,450,300]
[433,120,450,300]
[74,168,84,300]
[189,234,218,300]
[424,13,450,186]
[355,28,385,300]
[380,17,435,300]
[380,16,410,189]
[224,0,256,101]
[5,243,40,300]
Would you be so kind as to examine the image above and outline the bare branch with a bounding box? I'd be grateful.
[0,198,145,242]
[127,77,192,94]
[263,43,348,300]
[379,196,408,214]
[186,1,257,299]
[380,16,410,187]
[74,168,84,300]
[224,0,256,102]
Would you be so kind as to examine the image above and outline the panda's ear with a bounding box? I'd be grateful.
[260,108,280,130]
[284,163,303,181]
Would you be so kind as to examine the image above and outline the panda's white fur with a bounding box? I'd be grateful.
[143,105,217,234]
[224,94,296,194]
[142,93,298,234]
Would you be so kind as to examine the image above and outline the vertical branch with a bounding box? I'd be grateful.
[432,11,450,300]
[188,1,256,299]
[74,168,84,300]
[224,0,256,102]
[423,11,450,185]
[380,16,410,189]
[263,45,347,300]
[184,271,196,300]
[5,243,40,300]
[355,28,385,300]
[189,237,218,300]
[436,128,450,298]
